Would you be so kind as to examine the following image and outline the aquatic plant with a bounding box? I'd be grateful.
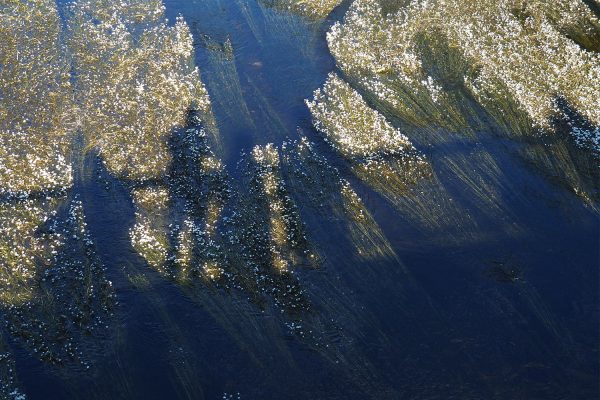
[229,144,316,314]
[261,0,342,19]
[328,0,600,148]
[0,198,115,370]
[68,0,212,182]
[0,335,24,400]
[129,122,230,283]
[0,0,73,196]
[282,137,397,260]
[306,73,432,205]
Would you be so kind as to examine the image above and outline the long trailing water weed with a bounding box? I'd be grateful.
[306,73,433,207]
[282,137,398,261]
[327,0,600,148]
[260,0,342,19]
[0,198,115,372]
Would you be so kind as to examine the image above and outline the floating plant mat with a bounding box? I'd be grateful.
[281,137,399,261]
[308,0,599,227]
[0,0,73,197]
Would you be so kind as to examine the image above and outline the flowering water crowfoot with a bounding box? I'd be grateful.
[328,0,600,143]
[227,144,316,317]
[0,197,116,372]
[306,72,432,205]
[0,0,74,197]
[68,0,213,182]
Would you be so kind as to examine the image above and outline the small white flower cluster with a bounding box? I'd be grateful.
[251,144,307,272]
[306,72,432,207]
[0,199,62,306]
[263,0,342,19]
[0,0,74,196]
[219,145,314,316]
[327,0,600,142]
[127,122,230,282]
[306,73,416,160]
[69,0,212,182]
[571,126,600,158]
[130,187,171,270]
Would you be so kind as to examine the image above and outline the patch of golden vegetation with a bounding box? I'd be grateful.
[328,0,600,141]
[68,0,212,182]
[0,0,73,196]
[307,73,433,207]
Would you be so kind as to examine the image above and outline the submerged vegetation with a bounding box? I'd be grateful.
[282,137,398,260]
[307,73,432,202]
[1,0,599,397]
[0,0,73,196]
[262,0,342,19]
[68,0,212,182]
[0,197,116,399]
[327,0,600,148]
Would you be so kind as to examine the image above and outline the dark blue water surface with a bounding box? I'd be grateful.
[7,0,599,399]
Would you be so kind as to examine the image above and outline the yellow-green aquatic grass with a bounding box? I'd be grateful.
[130,187,172,272]
[338,180,397,260]
[250,144,318,272]
[68,0,212,182]
[202,36,255,132]
[282,137,398,261]
[0,0,73,195]
[128,126,229,283]
[1,197,115,370]
[261,0,342,19]
[328,0,600,142]
[0,199,63,306]
[307,73,422,159]
[307,73,433,211]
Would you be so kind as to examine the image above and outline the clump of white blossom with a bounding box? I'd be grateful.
[328,0,600,148]
[68,0,212,182]
[129,122,230,283]
[0,0,73,196]
[307,73,417,160]
[0,199,62,306]
[250,144,312,272]
[306,73,430,185]
[130,187,172,271]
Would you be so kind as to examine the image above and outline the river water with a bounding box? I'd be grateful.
[2,0,598,399]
